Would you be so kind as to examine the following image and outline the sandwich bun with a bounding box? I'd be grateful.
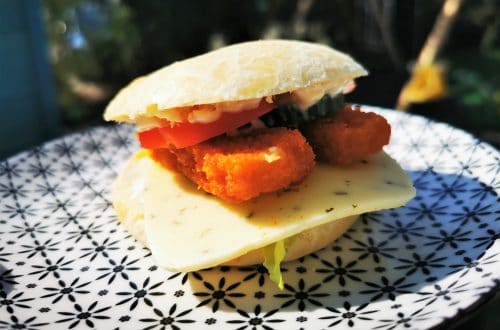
[224,216,358,266]
[104,40,367,122]
[104,40,415,275]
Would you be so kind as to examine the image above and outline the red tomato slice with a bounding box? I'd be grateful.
[138,100,275,149]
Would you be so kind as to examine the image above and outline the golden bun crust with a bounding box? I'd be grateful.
[112,150,358,266]
[104,40,367,122]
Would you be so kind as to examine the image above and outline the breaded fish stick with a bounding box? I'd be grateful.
[153,128,315,203]
[302,106,391,165]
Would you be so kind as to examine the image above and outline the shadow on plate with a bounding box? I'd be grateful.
[186,169,499,314]
[0,264,16,294]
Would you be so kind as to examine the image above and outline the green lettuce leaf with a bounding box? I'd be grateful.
[262,237,295,290]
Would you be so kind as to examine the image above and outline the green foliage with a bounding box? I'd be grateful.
[42,0,499,134]
[448,50,500,130]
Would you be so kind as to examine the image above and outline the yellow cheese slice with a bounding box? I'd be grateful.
[143,152,415,272]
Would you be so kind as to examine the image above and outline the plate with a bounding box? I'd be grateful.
[0,107,498,330]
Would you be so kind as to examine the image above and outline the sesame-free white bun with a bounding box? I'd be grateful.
[104,40,367,122]
[112,150,358,267]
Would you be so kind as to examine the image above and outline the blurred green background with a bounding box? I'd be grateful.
[43,0,499,134]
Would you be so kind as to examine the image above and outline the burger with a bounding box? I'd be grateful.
[104,40,415,288]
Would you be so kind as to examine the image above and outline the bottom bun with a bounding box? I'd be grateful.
[112,150,359,267]
[224,214,358,265]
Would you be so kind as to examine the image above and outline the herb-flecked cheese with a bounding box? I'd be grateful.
[143,152,415,271]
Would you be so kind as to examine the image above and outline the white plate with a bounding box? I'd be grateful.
[0,107,498,329]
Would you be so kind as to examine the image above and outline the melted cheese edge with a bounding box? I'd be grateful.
[143,152,415,272]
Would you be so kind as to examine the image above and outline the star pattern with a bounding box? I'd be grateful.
[19,238,61,259]
[360,276,415,301]
[139,304,194,330]
[193,278,246,313]
[375,308,433,330]
[414,280,469,306]
[349,236,398,263]
[29,256,74,280]
[424,228,472,250]
[394,252,446,276]
[274,279,329,311]
[377,219,425,242]
[0,315,49,330]
[95,255,141,284]
[116,277,165,311]
[450,202,493,226]
[238,264,272,287]
[55,302,111,329]
[226,305,284,329]
[0,109,497,329]
[405,201,448,221]
[316,256,366,286]
[319,302,377,328]
[41,277,91,303]
[0,290,34,314]
[7,221,49,239]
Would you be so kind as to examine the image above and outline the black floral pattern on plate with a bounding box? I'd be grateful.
[0,109,497,329]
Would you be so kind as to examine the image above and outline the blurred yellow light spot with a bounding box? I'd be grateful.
[398,64,448,109]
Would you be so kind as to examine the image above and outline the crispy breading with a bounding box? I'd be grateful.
[152,128,315,203]
[301,105,391,165]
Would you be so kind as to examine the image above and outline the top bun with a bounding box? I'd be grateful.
[104,40,367,122]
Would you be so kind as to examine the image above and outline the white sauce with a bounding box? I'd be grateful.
[136,81,352,130]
